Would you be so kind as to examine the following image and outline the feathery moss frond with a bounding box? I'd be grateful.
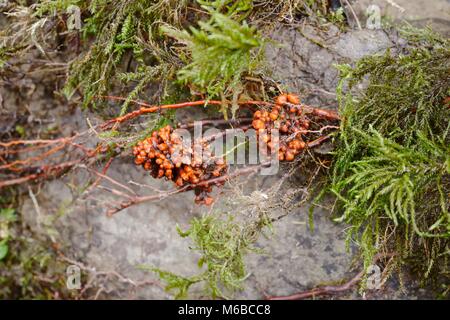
[162,10,264,117]
[331,26,450,288]
[144,212,268,299]
[62,0,189,111]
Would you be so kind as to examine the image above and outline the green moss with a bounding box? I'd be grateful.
[163,9,264,117]
[62,0,189,112]
[2,0,344,117]
[142,212,269,299]
[0,190,75,299]
[330,26,450,290]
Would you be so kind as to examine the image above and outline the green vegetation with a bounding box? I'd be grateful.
[0,208,16,261]
[0,0,347,300]
[62,0,190,112]
[331,26,450,290]
[142,212,270,299]
[33,0,266,114]
[163,10,263,117]
[0,192,74,299]
[1,0,343,115]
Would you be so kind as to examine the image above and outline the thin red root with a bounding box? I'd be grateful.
[98,96,340,129]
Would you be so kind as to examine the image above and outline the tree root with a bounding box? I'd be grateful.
[266,253,396,300]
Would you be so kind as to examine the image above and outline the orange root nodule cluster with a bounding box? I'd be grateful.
[133,125,227,205]
[133,94,336,204]
[252,93,310,162]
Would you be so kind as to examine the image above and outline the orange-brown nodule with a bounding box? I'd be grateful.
[133,124,227,205]
[269,112,279,121]
[251,93,311,164]
[252,119,265,130]
[275,94,288,105]
[280,124,289,133]
[285,151,295,161]
[203,197,214,206]
[135,93,325,203]
[275,93,299,105]
[287,94,300,105]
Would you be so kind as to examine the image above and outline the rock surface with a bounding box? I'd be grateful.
[11,0,450,299]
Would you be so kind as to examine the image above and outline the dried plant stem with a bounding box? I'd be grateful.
[266,253,396,300]
[0,96,339,215]
[0,159,82,188]
[267,270,365,300]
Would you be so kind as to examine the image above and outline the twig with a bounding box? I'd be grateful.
[59,255,163,299]
[266,253,396,300]
[0,95,339,196]
[83,157,114,194]
[106,163,270,216]
[83,163,137,196]
[105,185,191,217]
[0,159,81,188]
[267,270,364,300]
[28,186,42,228]
[178,118,253,129]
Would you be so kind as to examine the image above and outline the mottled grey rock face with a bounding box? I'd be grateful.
[331,30,392,60]
[21,160,201,299]
[237,202,354,299]
[265,25,392,106]
[17,22,433,299]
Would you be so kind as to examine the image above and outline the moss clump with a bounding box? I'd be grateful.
[2,0,346,117]
[62,0,190,112]
[163,9,263,117]
[0,191,75,299]
[143,212,269,299]
[331,26,449,292]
